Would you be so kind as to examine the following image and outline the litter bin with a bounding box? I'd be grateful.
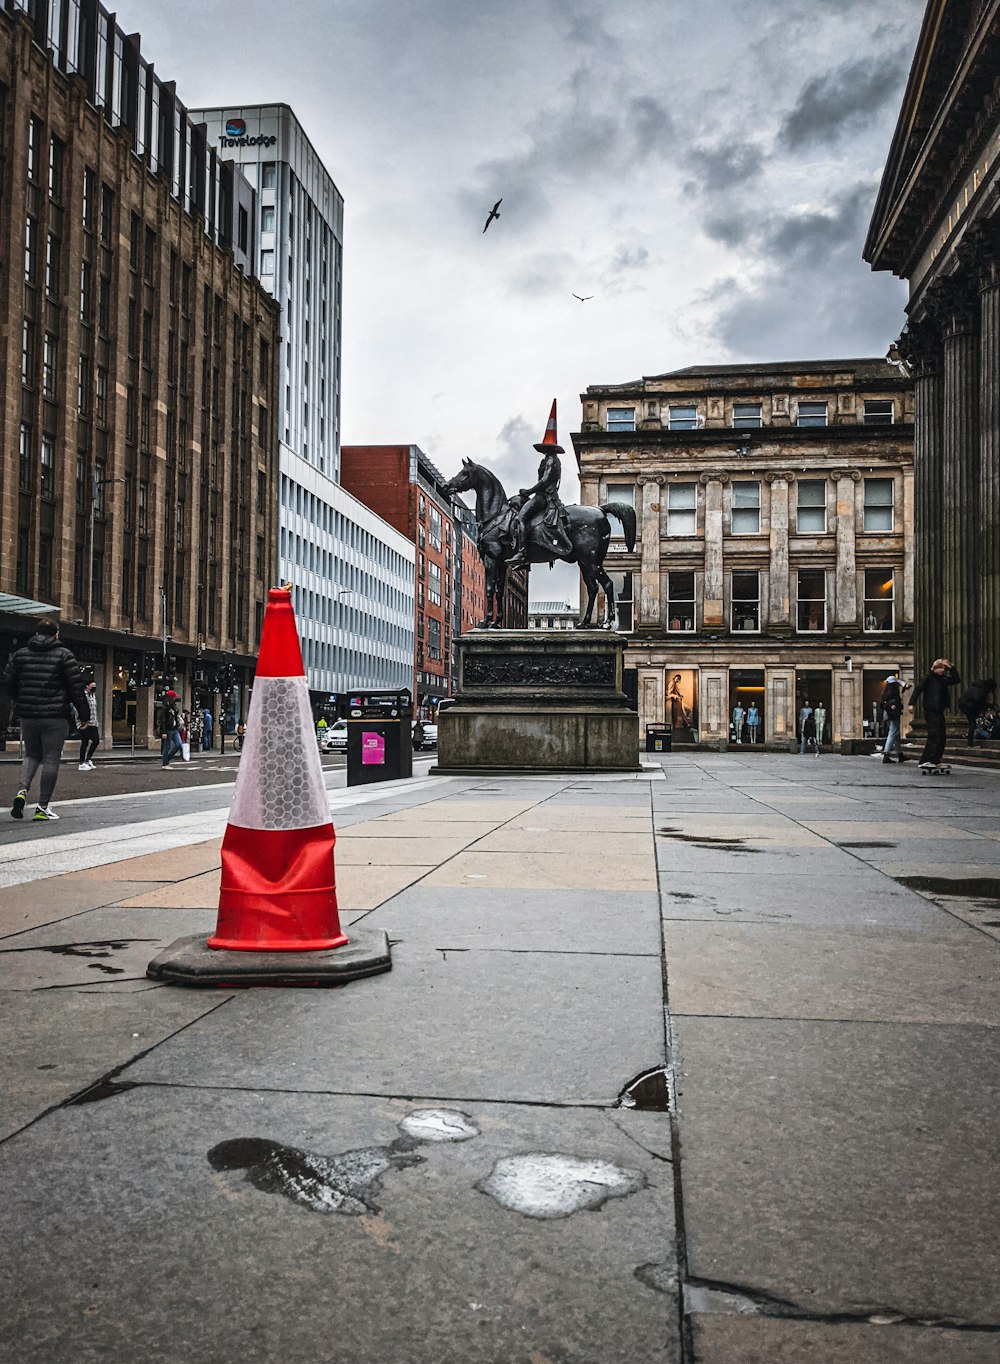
[646,723,672,754]
[346,689,413,786]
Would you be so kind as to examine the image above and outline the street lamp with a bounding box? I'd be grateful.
[86,473,126,627]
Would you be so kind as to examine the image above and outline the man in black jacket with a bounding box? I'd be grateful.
[1,619,89,821]
[909,657,961,770]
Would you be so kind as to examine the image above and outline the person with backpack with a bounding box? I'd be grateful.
[957,678,996,748]
[881,674,909,764]
[158,689,183,767]
[0,619,89,821]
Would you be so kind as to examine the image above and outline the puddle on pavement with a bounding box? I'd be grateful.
[69,1078,140,1105]
[836,841,897,849]
[658,828,762,853]
[476,1153,646,1219]
[208,1136,425,1215]
[895,874,1000,899]
[3,939,155,961]
[398,1109,479,1142]
[617,1066,669,1112]
[209,1108,477,1215]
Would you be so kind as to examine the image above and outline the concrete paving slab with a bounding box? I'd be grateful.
[0,1087,679,1364]
[123,943,666,1105]
[426,848,657,892]
[657,871,978,933]
[656,842,866,875]
[0,878,165,938]
[333,820,499,840]
[73,839,221,881]
[0,988,231,1141]
[663,922,999,1023]
[379,799,539,821]
[362,885,662,955]
[473,828,653,856]
[805,820,985,842]
[690,1317,1000,1362]
[117,870,221,908]
[674,1017,1000,1324]
[334,835,481,864]
[336,863,434,910]
[504,810,654,831]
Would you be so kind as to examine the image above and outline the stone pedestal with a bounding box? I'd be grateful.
[434,631,640,773]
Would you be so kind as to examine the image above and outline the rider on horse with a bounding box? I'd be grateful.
[505,401,574,568]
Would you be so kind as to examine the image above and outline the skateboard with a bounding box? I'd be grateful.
[920,764,951,775]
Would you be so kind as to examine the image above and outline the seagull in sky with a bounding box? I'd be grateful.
[572,293,594,302]
[483,199,502,233]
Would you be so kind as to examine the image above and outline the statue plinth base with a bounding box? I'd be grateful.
[433,631,640,774]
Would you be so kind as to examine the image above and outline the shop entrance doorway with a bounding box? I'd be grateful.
[796,670,832,747]
[729,669,765,744]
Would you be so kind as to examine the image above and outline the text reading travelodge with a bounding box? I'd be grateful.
[220,118,276,150]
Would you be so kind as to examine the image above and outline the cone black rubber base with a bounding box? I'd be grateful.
[146,929,392,987]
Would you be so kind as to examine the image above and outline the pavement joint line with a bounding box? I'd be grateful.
[604,1111,674,1164]
[670,1011,1000,1028]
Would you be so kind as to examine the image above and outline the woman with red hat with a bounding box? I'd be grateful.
[159,689,183,767]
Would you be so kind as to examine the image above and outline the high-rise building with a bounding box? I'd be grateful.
[0,1,280,748]
[190,104,415,702]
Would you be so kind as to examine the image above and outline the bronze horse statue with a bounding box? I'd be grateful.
[443,459,637,629]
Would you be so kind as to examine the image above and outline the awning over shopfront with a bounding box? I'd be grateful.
[0,593,60,617]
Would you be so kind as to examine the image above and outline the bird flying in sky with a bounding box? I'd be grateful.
[572,294,593,302]
[483,199,502,233]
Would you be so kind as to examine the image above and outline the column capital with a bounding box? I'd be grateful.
[896,316,943,377]
[698,470,730,485]
[923,271,979,338]
[763,470,796,484]
[636,474,665,488]
[957,215,1000,292]
[829,468,862,483]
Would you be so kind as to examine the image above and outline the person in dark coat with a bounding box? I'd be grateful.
[957,678,996,747]
[0,619,89,820]
[909,658,961,769]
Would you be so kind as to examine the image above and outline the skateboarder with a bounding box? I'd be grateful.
[909,658,960,772]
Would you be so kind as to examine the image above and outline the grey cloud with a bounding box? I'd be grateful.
[685,139,765,194]
[778,53,909,150]
[608,244,650,272]
[507,249,576,298]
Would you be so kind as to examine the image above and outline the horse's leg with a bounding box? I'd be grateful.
[480,557,496,628]
[595,564,617,628]
[576,560,599,628]
[494,562,507,628]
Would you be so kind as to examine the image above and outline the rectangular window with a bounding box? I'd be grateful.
[667,404,697,430]
[48,137,64,200]
[78,355,90,415]
[606,406,635,432]
[98,275,111,333]
[16,525,29,594]
[40,433,55,499]
[80,258,92,321]
[27,116,43,183]
[261,162,277,190]
[42,333,57,398]
[83,167,96,231]
[667,482,696,536]
[138,480,148,534]
[19,423,32,490]
[238,206,249,252]
[667,572,695,631]
[796,479,826,533]
[142,310,153,366]
[24,216,38,282]
[796,401,828,427]
[21,319,34,385]
[863,478,894,531]
[45,233,60,297]
[732,401,762,428]
[731,570,760,632]
[609,571,633,631]
[731,481,761,534]
[100,184,114,244]
[864,569,895,632]
[796,569,826,632]
[863,399,894,426]
[143,226,155,285]
[260,249,274,275]
[428,506,443,550]
[38,534,52,598]
[261,206,275,233]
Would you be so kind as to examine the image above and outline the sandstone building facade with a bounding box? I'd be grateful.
[865,0,1000,689]
[0,1,280,744]
[572,361,914,747]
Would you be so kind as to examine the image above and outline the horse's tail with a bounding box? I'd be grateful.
[600,502,637,552]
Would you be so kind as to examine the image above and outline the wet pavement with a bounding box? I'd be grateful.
[0,751,998,1362]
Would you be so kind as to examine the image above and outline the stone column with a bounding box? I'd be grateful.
[699,472,727,627]
[766,666,795,748]
[832,664,861,741]
[831,470,861,629]
[636,476,663,629]
[765,471,793,632]
[898,317,944,681]
[963,220,1000,678]
[699,668,728,744]
[931,273,980,684]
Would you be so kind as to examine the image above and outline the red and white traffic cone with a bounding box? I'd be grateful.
[147,587,391,986]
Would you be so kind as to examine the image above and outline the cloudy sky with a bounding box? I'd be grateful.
[127,0,923,604]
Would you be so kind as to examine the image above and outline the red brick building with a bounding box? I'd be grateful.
[342,443,484,714]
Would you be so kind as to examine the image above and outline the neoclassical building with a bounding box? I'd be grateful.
[865,0,1000,688]
[573,361,914,747]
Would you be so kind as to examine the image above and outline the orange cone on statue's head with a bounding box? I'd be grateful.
[533,399,565,454]
[208,586,346,952]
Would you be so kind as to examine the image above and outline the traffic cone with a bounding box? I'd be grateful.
[147,587,391,987]
[533,399,565,453]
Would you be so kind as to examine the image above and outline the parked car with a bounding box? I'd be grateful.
[412,721,438,750]
[319,719,348,752]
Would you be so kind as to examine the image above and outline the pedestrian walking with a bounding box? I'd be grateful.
[957,677,996,748]
[880,675,908,763]
[798,700,813,755]
[159,689,184,767]
[77,681,101,770]
[909,657,961,770]
[0,619,89,821]
[201,706,213,751]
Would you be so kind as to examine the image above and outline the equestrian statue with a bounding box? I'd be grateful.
[442,400,637,629]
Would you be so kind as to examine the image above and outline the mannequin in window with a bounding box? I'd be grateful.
[667,674,691,729]
[731,702,745,744]
[746,703,760,744]
[798,699,813,755]
[813,703,827,752]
